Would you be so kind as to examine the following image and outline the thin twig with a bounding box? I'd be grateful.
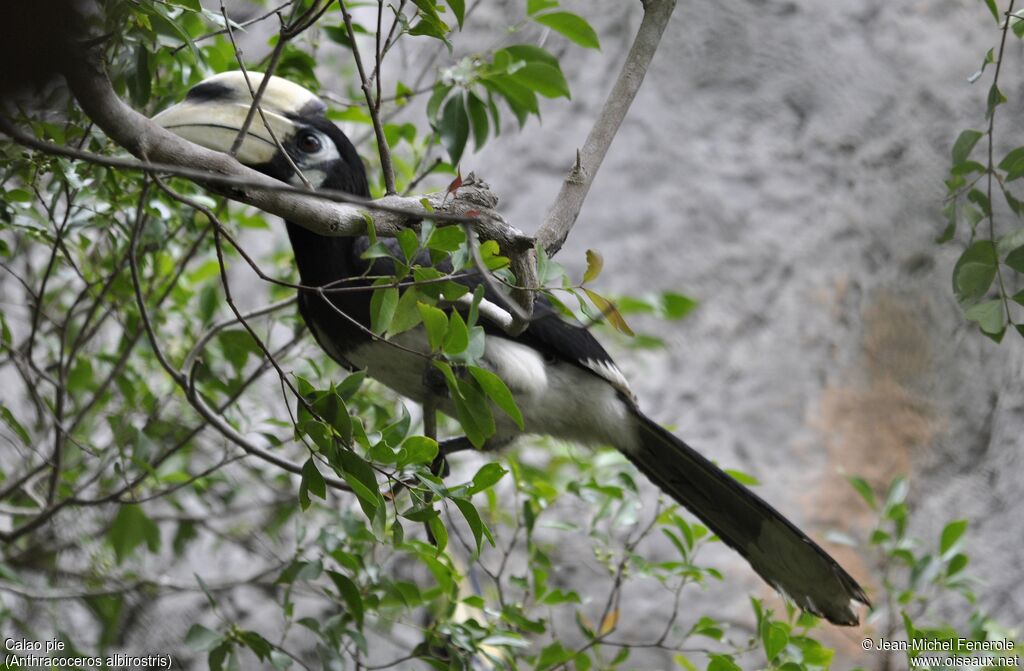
[338,0,397,194]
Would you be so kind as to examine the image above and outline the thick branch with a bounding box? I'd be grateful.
[47,18,530,254]
[535,0,677,256]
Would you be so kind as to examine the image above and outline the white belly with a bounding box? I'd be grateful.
[345,329,637,451]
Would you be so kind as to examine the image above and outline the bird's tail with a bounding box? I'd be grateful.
[624,411,870,626]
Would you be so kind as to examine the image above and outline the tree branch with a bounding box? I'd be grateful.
[535,0,677,256]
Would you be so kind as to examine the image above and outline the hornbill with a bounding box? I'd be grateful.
[153,71,870,626]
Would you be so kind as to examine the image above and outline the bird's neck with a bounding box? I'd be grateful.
[285,220,356,287]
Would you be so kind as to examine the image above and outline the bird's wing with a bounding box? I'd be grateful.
[348,236,633,396]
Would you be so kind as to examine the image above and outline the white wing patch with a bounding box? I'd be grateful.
[582,358,634,400]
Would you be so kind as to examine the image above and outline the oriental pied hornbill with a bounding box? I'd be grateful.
[153,71,870,626]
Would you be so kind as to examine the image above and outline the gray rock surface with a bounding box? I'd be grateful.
[447,0,1023,666]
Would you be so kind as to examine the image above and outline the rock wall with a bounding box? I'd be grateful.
[452,0,1023,665]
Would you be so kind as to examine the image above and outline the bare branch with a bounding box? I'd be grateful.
[535,0,677,256]
[338,0,398,194]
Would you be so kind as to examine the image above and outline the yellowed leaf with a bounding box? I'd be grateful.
[583,249,603,283]
[583,288,635,337]
[599,608,619,635]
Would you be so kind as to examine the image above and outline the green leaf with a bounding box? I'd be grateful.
[964,299,1005,335]
[467,462,507,494]
[848,476,877,509]
[725,469,759,486]
[444,0,465,28]
[467,92,489,150]
[426,224,466,252]
[987,83,1007,118]
[417,302,449,351]
[237,631,272,660]
[439,94,470,165]
[0,404,30,446]
[370,285,399,335]
[218,329,258,372]
[706,654,742,671]
[299,458,327,509]
[512,62,571,99]
[338,449,384,521]
[389,287,424,336]
[662,292,698,319]
[109,504,161,564]
[533,11,600,49]
[952,129,984,165]
[501,44,560,68]
[185,624,223,652]
[939,519,968,554]
[1005,244,1024,272]
[453,497,493,553]
[468,366,524,429]
[443,310,469,354]
[527,0,559,14]
[399,435,438,466]
[984,0,1000,23]
[762,622,789,661]
[427,515,448,551]
[327,570,365,626]
[452,376,496,447]
[952,241,997,301]
[999,147,1024,181]
[946,552,969,577]
[484,77,539,126]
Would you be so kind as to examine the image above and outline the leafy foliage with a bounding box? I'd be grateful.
[943,0,1024,341]
[0,0,1018,669]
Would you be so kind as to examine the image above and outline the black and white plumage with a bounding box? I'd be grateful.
[154,72,870,626]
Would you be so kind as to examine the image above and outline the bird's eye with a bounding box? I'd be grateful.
[297,132,322,154]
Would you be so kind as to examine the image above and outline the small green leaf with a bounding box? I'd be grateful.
[468,462,507,494]
[444,0,465,28]
[299,458,327,509]
[512,62,571,99]
[417,302,449,351]
[468,366,524,429]
[467,92,489,150]
[427,224,466,252]
[370,285,399,335]
[964,299,1005,335]
[662,292,697,320]
[389,287,424,336]
[399,435,438,466]
[999,147,1024,181]
[1005,244,1024,272]
[185,624,223,652]
[443,310,469,354]
[952,129,984,165]
[984,0,1000,23]
[439,94,470,165]
[763,622,789,661]
[946,552,969,577]
[987,83,1007,118]
[953,240,997,301]
[939,519,968,554]
[527,0,559,15]
[109,504,161,564]
[848,476,877,509]
[533,11,600,49]
[327,570,365,626]
[453,497,492,553]
[0,404,30,446]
